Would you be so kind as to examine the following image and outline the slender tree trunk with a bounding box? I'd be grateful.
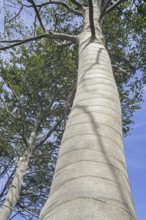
[0,130,36,220]
[0,150,31,220]
[40,3,137,220]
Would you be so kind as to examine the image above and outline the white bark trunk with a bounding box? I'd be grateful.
[0,131,36,220]
[0,150,31,220]
[40,4,137,220]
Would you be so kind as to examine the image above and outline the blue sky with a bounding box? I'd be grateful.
[124,87,146,220]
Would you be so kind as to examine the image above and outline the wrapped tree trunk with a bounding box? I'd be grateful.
[40,2,137,220]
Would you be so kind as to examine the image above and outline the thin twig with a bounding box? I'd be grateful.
[70,0,82,8]
[36,117,63,148]
[8,5,23,23]
[105,0,125,15]
[17,203,39,218]
[0,168,16,198]
[58,41,75,47]
[136,62,146,70]
[27,0,45,32]
[112,65,127,74]
[1,76,26,142]
[24,0,82,16]
[100,0,111,21]
[109,52,135,70]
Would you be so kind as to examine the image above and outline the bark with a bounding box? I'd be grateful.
[0,130,36,220]
[39,3,137,220]
[0,150,31,220]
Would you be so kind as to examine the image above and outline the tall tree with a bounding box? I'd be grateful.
[39,2,137,220]
[0,0,145,220]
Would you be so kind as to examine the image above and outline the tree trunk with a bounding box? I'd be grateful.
[0,129,36,220]
[0,150,31,220]
[40,3,137,220]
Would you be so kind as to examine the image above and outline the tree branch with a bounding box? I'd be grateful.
[0,76,27,144]
[105,0,125,15]
[25,0,82,16]
[8,5,23,23]
[36,117,63,148]
[0,160,15,178]
[0,97,28,147]
[136,62,146,70]
[27,0,46,32]
[0,33,78,50]
[109,52,135,70]
[58,40,76,47]
[70,0,82,8]
[88,0,95,40]
[100,0,111,21]
[0,168,15,199]
[17,203,39,218]
[116,6,132,22]
[112,65,127,74]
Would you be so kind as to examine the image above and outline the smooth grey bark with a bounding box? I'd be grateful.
[39,3,137,220]
[0,130,36,220]
[0,150,31,220]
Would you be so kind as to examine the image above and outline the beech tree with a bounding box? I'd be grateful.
[0,0,146,220]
